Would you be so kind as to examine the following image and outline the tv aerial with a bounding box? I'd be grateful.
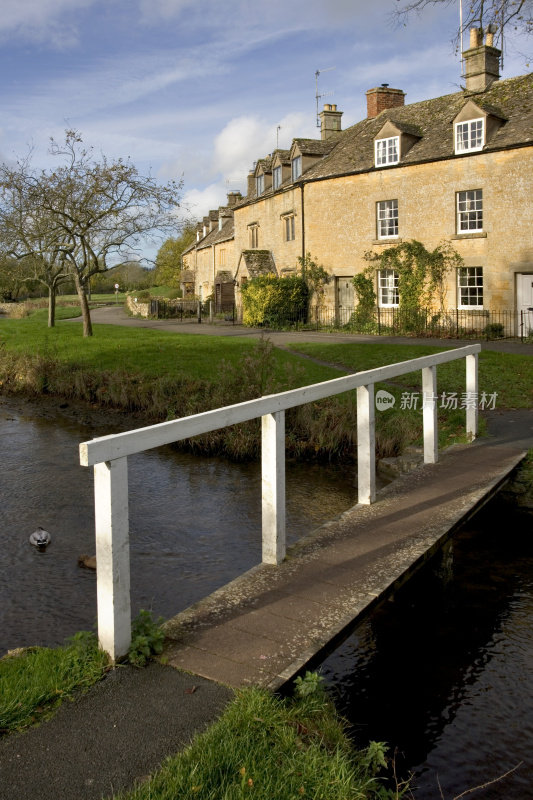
[315,67,335,128]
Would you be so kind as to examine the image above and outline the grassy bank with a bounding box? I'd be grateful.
[109,681,405,800]
[0,639,407,798]
[2,309,529,459]
[0,633,108,734]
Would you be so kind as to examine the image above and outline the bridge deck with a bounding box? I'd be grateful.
[164,440,526,690]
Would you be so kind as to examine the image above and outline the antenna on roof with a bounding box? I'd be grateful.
[315,67,335,128]
[459,0,464,76]
[276,125,281,149]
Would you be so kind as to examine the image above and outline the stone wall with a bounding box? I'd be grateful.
[233,187,302,282]
[126,295,150,317]
[232,145,533,311]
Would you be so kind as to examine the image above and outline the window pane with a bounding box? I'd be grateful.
[458,267,483,307]
[455,119,484,152]
[273,166,281,190]
[291,157,302,181]
[378,269,399,306]
[377,199,398,238]
[457,189,483,231]
[375,137,399,167]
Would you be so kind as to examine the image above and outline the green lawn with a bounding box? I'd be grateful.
[1,311,530,458]
[286,342,533,410]
[0,309,339,385]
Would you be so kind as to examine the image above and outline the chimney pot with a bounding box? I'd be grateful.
[319,103,343,140]
[470,27,483,47]
[463,25,500,91]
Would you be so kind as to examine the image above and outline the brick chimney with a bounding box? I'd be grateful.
[463,26,500,92]
[319,103,343,140]
[366,84,405,119]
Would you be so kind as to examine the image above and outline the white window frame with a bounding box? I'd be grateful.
[273,165,282,190]
[255,174,264,195]
[458,267,483,309]
[455,118,484,153]
[248,225,259,248]
[378,269,399,307]
[291,156,302,181]
[457,189,483,232]
[284,215,295,242]
[377,199,399,239]
[375,136,400,167]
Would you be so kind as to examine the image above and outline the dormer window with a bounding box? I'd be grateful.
[375,136,399,167]
[455,118,484,153]
[291,156,302,181]
[256,174,265,195]
[273,165,282,190]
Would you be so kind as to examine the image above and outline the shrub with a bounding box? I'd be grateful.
[483,322,504,339]
[128,610,165,667]
[241,274,309,327]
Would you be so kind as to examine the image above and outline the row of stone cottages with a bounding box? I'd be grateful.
[181,28,533,334]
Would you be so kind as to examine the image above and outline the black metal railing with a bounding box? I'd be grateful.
[254,306,529,340]
[150,299,240,324]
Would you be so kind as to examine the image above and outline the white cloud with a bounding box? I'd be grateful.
[213,111,316,183]
[0,0,97,45]
[181,183,229,219]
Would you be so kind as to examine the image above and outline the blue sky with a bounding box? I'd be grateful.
[0,0,530,230]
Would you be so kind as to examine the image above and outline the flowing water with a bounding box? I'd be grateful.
[320,498,533,799]
[0,396,358,654]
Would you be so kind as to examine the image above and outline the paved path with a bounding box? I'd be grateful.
[0,664,232,800]
[88,305,533,355]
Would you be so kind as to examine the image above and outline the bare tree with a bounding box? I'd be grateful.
[0,171,71,325]
[394,0,533,53]
[0,130,182,335]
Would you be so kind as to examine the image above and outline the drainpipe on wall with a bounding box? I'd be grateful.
[300,184,305,264]
[212,244,216,321]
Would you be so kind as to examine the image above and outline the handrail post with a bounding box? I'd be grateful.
[422,365,438,463]
[94,457,131,662]
[466,353,478,440]
[261,411,286,564]
[357,384,376,504]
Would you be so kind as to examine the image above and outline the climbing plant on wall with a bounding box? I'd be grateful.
[297,252,330,307]
[351,272,377,329]
[363,239,464,313]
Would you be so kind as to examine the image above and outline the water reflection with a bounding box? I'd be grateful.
[320,498,533,798]
[0,397,357,654]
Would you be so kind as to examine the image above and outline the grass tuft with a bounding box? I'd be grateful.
[109,685,407,800]
[0,632,108,734]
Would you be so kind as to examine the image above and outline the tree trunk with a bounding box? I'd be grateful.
[75,274,93,337]
[48,285,56,328]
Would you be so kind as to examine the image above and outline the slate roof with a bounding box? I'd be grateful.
[272,148,291,164]
[241,250,277,277]
[292,138,337,157]
[299,73,533,182]
[255,156,273,174]
[195,218,234,250]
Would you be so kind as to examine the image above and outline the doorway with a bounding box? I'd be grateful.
[516,273,533,337]
[335,276,354,326]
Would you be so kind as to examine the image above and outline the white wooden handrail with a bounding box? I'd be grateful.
[80,344,480,660]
